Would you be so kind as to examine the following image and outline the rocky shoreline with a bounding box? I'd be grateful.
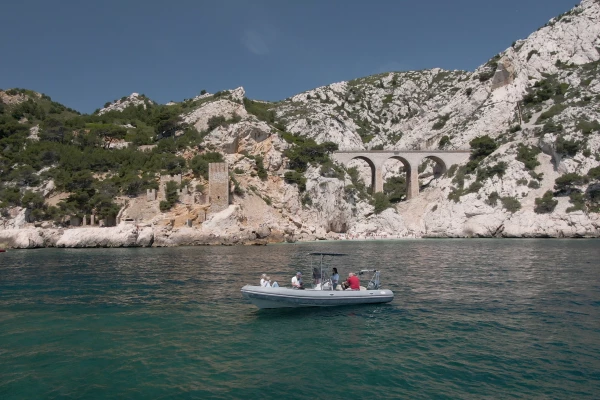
[1,221,597,250]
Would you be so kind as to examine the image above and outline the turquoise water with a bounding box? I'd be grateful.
[1,240,599,399]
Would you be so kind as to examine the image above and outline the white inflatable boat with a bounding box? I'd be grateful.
[241,252,394,309]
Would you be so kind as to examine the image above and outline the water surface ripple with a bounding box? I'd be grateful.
[0,240,599,398]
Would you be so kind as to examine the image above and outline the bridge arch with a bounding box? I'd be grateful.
[382,156,417,199]
[347,156,376,190]
[419,155,448,178]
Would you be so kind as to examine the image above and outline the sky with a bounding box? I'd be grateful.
[0,0,579,114]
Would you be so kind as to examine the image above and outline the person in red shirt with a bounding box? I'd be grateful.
[344,272,360,290]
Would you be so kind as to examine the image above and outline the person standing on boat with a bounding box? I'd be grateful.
[331,268,339,290]
[291,272,303,289]
[312,267,322,285]
[344,272,360,290]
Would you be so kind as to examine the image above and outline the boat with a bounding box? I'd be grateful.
[0,249,5,253]
[241,252,394,309]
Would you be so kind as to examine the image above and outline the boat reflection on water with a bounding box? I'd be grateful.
[241,252,394,309]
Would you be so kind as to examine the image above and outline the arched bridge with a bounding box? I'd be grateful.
[331,150,470,200]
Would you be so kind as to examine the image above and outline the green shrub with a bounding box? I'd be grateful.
[159,200,171,212]
[501,196,521,213]
[516,144,541,170]
[528,180,540,189]
[523,76,569,105]
[526,50,539,61]
[383,176,406,203]
[555,136,582,157]
[583,148,591,158]
[576,119,600,135]
[231,175,244,196]
[233,167,244,174]
[537,104,566,122]
[534,191,558,213]
[467,135,497,173]
[476,161,507,182]
[283,135,337,173]
[554,173,588,195]
[586,183,600,212]
[588,166,600,180]
[486,191,500,207]
[371,192,391,214]
[529,171,544,181]
[255,156,268,180]
[207,114,240,131]
[566,192,586,213]
[301,193,312,207]
[478,70,495,82]
[509,125,521,133]
[189,152,224,179]
[320,160,345,180]
[448,186,466,202]
[243,98,275,123]
[446,164,458,178]
[347,167,369,199]
[284,171,306,192]
[516,178,528,186]
[432,114,450,130]
[438,135,450,149]
[540,120,563,135]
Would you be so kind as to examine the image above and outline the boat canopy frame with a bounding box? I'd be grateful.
[307,253,382,290]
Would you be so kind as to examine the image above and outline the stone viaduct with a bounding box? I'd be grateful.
[331,150,470,199]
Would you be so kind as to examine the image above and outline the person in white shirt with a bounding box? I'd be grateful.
[331,268,339,290]
[262,276,272,287]
[291,272,303,289]
[260,273,267,287]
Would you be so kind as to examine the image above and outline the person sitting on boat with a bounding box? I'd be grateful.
[291,272,303,289]
[260,273,267,287]
[331,268,339,290]
[343,272,360,290]
[262,276,272,287]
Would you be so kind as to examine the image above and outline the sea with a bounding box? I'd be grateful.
[0,239,599,399]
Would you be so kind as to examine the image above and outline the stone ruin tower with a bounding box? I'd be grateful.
[208,163,229,213]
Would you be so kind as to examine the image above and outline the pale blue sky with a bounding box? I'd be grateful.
[0,0,578,113]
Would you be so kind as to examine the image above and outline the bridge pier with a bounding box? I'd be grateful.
[375,167,384,193]
[406,166,419,200]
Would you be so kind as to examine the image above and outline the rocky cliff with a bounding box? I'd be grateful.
[1,0,599,248]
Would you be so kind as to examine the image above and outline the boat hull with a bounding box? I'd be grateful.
[241,285,394,309]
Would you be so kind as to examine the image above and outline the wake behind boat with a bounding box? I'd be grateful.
[241,252,394,309]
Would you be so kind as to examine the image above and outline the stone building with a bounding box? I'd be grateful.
[208,163,229,213]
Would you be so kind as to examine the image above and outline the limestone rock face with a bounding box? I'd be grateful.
[98,93,153,115]
[183,99,247,133]
[55,225,152,248]
[0,229,46,248]
[202,120,271,154]
[0,90,30,105]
